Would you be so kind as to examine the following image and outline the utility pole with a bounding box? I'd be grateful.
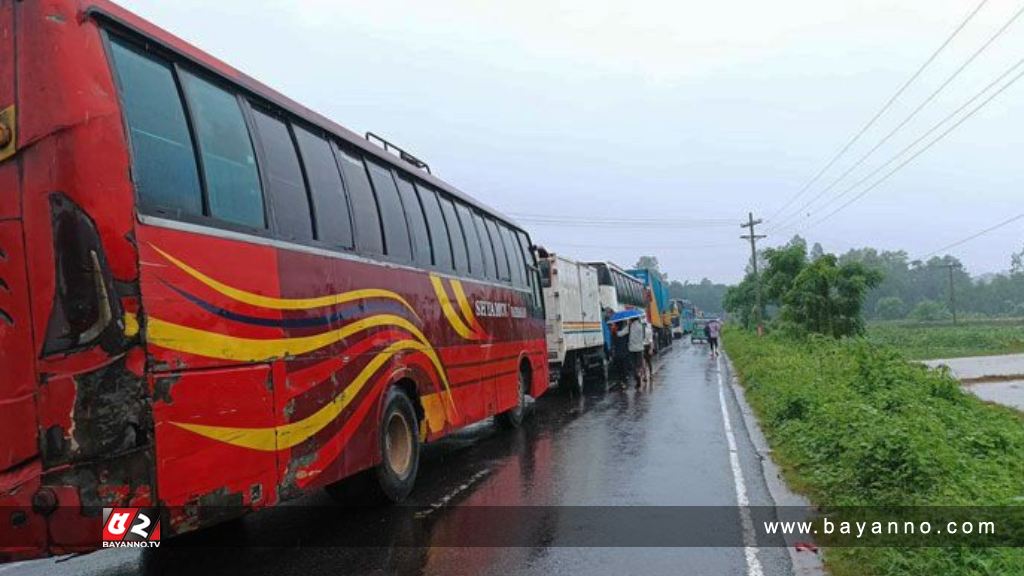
[740,212,767,335]
[939,263,961,325]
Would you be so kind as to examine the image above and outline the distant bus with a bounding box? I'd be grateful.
[670,299,697,337]
[587,262,646,313]
[0,0,548,560]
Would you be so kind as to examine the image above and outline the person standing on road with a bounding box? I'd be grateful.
[707,318,722,358]
[612,318,630,384]
[628,318,647,390]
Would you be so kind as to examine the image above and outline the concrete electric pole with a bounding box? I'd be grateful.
[740,212,767,334]
[939,263,962,325]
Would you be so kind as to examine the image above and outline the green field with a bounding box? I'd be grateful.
[726,329,1024,576]
[867,319,1024,360]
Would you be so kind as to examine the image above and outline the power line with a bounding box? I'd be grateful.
[786,55,1024,236]
[917,213,1024,261]
[773,52,1024,236]
[552,242,738,251]
[766,0,990,224]
[510,213,735,225]
[513,218,736,229]
[773,0,1024,232]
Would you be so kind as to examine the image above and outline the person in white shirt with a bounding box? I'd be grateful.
[627,318,647,390]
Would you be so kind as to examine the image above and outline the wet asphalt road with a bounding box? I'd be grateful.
[11,342,794,576]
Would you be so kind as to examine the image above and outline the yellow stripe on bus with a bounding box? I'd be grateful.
[150,244,419,318]
[429,275,478,341]
[450,279,486,337]
[148,314,431,362]
[172,339,446,451]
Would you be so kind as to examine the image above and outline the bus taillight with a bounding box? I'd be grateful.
[42,194,124,356]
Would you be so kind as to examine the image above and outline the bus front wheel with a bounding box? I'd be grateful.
[376,387,420,503]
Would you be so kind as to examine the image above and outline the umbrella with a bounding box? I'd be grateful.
[608,309,644,324]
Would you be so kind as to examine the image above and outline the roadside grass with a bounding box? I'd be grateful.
[725,329,1024,576]
[866,319,1024,360]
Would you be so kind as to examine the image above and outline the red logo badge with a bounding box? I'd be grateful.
[102,507,162,548]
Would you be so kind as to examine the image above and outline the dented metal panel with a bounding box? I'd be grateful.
[151,363,279,531]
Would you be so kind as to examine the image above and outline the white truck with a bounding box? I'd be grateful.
[539,254,608,394]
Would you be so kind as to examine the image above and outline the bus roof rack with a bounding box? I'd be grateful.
[365,132,431,174]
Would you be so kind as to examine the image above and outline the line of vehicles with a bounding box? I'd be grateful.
[538,254,703,393]
[0,0,709,563]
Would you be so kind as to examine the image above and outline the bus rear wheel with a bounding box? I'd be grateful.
[375,387,420,503]
[497,367,529,429]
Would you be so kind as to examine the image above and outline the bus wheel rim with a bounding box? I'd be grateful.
[385,411,413,477]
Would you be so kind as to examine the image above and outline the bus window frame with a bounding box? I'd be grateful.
[246,103,318,244]
[103,29,278,240]
[365,158,415,264]
[392,169,433,268]
[100,24,532,294]
[291,121,357,252]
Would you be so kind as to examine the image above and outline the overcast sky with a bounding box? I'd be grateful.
[119,0,1024,284]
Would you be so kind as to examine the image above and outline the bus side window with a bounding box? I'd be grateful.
[438,196,469,275]
[108,40,203,219]
[250,109,314,242]
[179,70,265,229]
[514,229,535,286]
[366,160,412,263]
[516,230,544,318]
[498,225,525,287]
[485,219,511,281]
[472,212,498,279]
[394,173,432,267]
[336,147,384,256]
[416,183,453,271]
[294,127,354,249]
[456,203,484,278]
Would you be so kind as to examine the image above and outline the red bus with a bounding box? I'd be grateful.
[0,0,548,560]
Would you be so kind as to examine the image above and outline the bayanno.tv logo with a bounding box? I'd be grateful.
[102,507,162,548]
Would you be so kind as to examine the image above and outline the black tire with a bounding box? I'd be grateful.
[375,387,420,503]
[496,367,529,429]
[586,353,610,393]
[596,353,610,386]
[572,356,584,396]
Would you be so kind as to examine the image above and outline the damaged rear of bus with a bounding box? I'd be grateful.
[0,0,155,560]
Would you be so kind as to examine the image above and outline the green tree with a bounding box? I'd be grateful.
[670,278,729,315]
[1012,247,1024,275]
[780,255,882,338]
[810,242,825,262]
[762,240,809,303]
[724,274,758,328]
[874,296,906,320]
[908,299,952,322]
[634,256,664,280]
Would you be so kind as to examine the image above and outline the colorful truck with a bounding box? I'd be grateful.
[627,269,674,351]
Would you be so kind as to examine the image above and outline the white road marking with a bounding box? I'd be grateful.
[716,355,765,576]
[415,468,491,518]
